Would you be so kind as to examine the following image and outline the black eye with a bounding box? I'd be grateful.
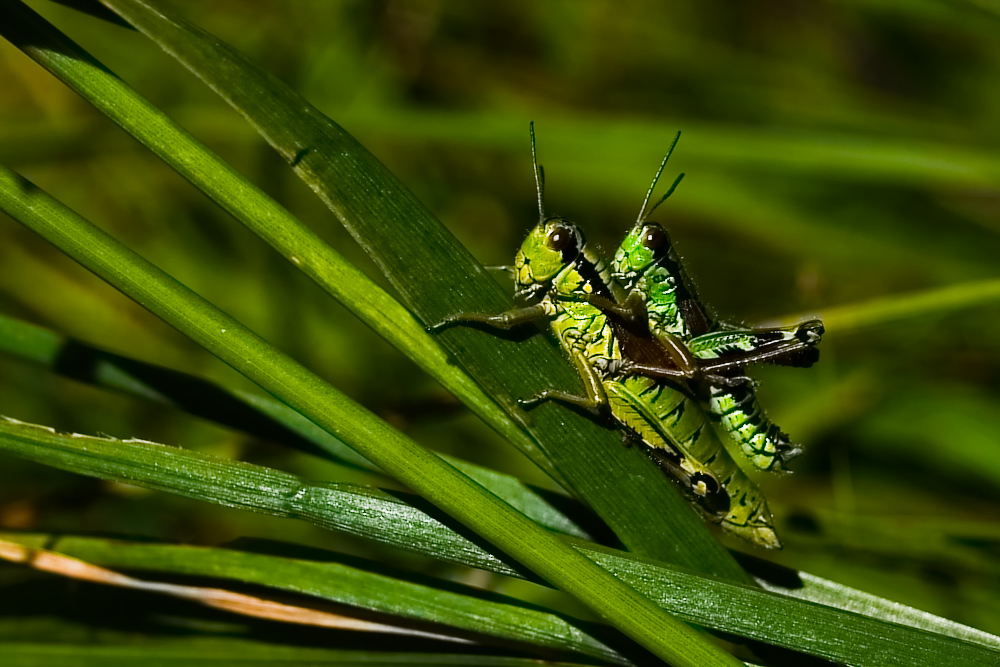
[643,226,666,250]
[547,227,576,252]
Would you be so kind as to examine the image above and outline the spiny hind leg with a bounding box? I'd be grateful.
[585,294,754,386]
[689,319,824,366]
[711,318,823,346]
[624,430,730,514]
[691,333,825,376]
[601,329,751,388]
[617,358,751,389]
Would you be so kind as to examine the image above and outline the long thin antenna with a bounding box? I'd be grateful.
[645,172,685,220]
[530,121,545,220]
[637,130,682,223]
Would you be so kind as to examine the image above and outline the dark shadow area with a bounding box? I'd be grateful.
[52,338,351,465]
[51,0,135,30]
[731,551,805,590]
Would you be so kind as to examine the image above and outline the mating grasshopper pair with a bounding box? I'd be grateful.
[431,127,822,548]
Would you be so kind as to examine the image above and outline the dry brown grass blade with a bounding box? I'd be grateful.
[0,539,472,644]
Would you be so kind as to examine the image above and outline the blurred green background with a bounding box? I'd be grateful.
[1,0,998,635]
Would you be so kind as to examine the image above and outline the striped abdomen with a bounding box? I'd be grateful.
[707,384,800,473]
[605,374,780,548]
[633,266,804,473]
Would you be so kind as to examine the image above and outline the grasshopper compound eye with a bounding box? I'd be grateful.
[546,227,579,257]
[642,225,667,251]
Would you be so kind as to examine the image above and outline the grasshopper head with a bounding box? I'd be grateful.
[613,221,674,289]
[513,217,585,300]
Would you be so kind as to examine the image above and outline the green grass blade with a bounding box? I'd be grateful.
[2,0,743,577]
[0,534,629,665]
[0,312,371,470]
[0,415,518,576]
[781,278,1000,334]
[84,0,749,576]
[321,109,1000,189]
[587,546,1000,666]
[0,164,742,667]
[0,0,539,486]
[2,422,997,666]
[752,567,1000,651]
[0,313,588,539]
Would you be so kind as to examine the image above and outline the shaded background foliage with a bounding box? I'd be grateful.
[1,0,998,638]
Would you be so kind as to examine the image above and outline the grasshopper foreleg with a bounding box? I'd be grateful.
[426,303,548,333]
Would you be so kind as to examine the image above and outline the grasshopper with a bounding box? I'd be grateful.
[430,125,788,547]
[591,134,823,473]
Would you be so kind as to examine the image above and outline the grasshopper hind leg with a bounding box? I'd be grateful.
[641,441,731,519]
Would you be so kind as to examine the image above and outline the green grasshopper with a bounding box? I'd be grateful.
[593,135,824,473]
[430,126,789,547]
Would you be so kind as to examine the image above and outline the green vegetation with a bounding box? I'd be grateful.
[0,1,998,665]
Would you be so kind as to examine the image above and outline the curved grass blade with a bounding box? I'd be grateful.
[0,415,522,577]
[778,278,1000,334]
[79,0,749,576]
[0,312,371,471]
[278,109,998,279]
[0,164,743,667]
[750,564,1000,651]
[325,109,1000,189]
[0,540,476,646]
[0,0,547,487]
[0,313,589,539]
[0,537,629,665]
[2,421,998,666]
